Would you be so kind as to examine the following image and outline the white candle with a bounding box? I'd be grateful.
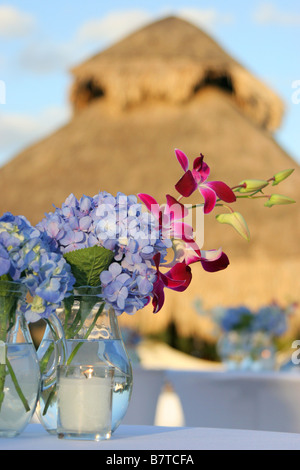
[57,367,113,437]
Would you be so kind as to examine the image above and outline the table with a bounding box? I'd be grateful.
[165,370,300,432]
[122,368,300,431]
[1,423,300,450]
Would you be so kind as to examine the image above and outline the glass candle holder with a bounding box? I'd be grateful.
[57,364,115,441]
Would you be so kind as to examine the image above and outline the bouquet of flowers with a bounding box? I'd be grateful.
[195,301,296,370]
[0,213,75,412]
[216,303,292,338]
[34,149,295,319]
[0,148,295,422]
[0,148,295,335]
[0,212,75,322]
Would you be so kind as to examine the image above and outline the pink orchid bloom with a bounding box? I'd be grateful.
[170,239,229,272]
[174,149,236,213]
[151,244,229,313]
[152,253,192,313]
[138,188,230,313]
[180,243,229,272]
[138,193,193,243]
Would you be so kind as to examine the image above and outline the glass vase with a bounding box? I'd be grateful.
[0,280,41,437]
[35,312,68,434]
[217,330,276,371]
[36,287,133,434]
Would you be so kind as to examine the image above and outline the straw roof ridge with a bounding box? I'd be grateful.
[70,16,284,132]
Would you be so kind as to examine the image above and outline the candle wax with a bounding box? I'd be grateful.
[58,376,112,433]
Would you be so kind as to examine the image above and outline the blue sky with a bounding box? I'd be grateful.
[0,0,299,166]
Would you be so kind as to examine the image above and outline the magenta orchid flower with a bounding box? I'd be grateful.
[138,193,193,243]
[174,149,236,213]
[172,240,230,273]
[138,150,234,313]
[151,253,192,313]
[151,243,229,313]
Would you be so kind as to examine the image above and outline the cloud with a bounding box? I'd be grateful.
[0,5,35,38]
[15,7,235,75]
[19,42,73,74]
[0,6,236,166]
[76,9,152,45]
[17,9,152,75]
[167,7,235,31]
[254,3,300,25]
[76,8,234,45]
[0,105,71,165]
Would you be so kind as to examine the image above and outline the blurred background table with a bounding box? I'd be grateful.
[122,367,300,433]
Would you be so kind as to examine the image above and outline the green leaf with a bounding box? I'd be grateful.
[63,246,115,288]
[0,275,12,295]
[216,212,250,241]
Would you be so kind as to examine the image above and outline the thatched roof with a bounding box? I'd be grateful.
[70,16,284,132]
[0,16,299,339]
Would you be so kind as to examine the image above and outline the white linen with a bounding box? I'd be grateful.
[1,423,300,450]
[166,370,300,432]
[122,367,165,425]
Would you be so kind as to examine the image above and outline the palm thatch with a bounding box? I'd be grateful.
[0,16,299,340]
[70,16,284,132]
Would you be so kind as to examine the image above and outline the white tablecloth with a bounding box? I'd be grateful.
[122,368,300,432]
[1,423,300,450]
[165,370,300,432]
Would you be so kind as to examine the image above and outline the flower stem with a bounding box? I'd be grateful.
[42,387,56,416]
[0,307,8,412]
[66,302,105,366]
[235,193,270,200]
[5,356,30,412]
[0,364,6,412]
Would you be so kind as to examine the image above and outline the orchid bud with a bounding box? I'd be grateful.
[264,194,296,208]
[272,169,294,186]
[238,179,269,193]
[216,212,250,241]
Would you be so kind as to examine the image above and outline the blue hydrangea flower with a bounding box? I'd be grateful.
[0,244,10,276]
[220,306,253,332]
[38,191,170,314]
[0,212,75,322]
[216,304,288,338]
[253,305,288,337]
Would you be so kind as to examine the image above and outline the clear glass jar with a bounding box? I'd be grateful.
[0,280,41,437]
[35,312,68,434]
[36,287,133,434]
